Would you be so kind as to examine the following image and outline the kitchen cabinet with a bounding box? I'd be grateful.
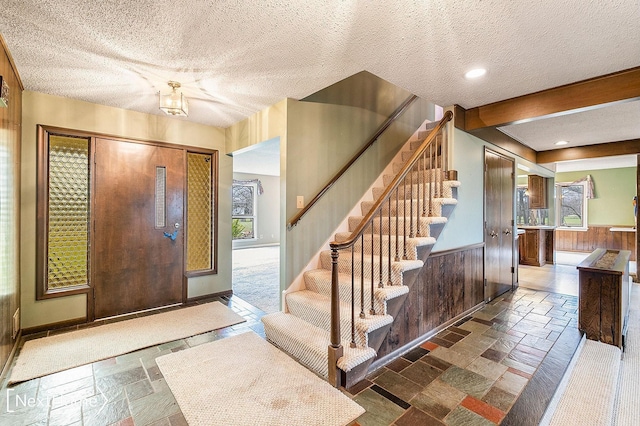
[528,175,547,209]
[518,227,554,266]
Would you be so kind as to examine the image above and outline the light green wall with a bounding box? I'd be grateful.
[433,127,555,251]
[284,98,435,285]
[21,91,231,328]
[555,167,636,226]
[232,172,280,248]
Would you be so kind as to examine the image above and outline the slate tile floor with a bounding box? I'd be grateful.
[0,286,578,425]
[0,296,267,426]
[346,287,579,426]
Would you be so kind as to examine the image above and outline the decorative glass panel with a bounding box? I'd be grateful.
[155,167,166,228]
[186,153,212,271]
[47,135,90,289]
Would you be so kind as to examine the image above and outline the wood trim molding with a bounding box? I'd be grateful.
[0,34,24,90]
[186,289,233,303]
[430,242,485,257]
[537,138,640,163]
[453,105,537,162]
[465,66,640,130]
[22,317,88,336]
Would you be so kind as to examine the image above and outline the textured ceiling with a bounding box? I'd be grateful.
[500,100,640,151]
[2,0,640,141]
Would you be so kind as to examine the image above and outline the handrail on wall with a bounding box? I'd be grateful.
[287,94,418,230]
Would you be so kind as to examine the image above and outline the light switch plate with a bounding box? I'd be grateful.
[296,196,304,208]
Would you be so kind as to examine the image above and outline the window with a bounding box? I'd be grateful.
[556,182,588,229]
[232,183,257,239]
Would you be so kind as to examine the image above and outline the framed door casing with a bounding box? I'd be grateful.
[36,125,218,322]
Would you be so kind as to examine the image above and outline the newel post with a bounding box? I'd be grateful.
[327,247,343,387]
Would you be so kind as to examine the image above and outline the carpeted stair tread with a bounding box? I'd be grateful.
[303,269,409,315]
[261,312,376,377]
[319,250,422,286]
[333,232,435,261]
[402,149,442,163]
[348,215,447,238]
[286,290,393,348]
[393,160,443,174]
[361,197,457,218]
[374,180,460,199]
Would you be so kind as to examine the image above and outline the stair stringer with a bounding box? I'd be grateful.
[263,119,459,389]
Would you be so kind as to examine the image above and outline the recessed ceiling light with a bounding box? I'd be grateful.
[464,68,486,79]
[555,140,569,146]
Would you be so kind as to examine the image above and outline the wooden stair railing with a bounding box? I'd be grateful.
[287,94,418,230]
[327,110,454,387]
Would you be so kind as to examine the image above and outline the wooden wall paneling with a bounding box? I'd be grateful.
[0,35,23,376]
[555,226,636,260]
[376,245,485,360]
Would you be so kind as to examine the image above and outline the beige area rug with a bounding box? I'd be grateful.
[614,283,640,425]
[549,339,621,426]
[156,331,364,426]
[9,302,245,384]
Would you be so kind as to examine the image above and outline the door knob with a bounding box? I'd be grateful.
[489,230,497,238]
[504,228,512,235]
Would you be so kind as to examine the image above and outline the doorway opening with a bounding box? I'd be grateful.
[231,137,281,313]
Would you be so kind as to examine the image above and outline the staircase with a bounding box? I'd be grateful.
[262,111,460,388]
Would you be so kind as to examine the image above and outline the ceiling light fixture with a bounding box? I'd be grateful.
[555,140,569,146]
[464,68,486,79]
[159,81,188,117]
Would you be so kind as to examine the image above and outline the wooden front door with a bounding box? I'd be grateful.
[93,138,185,319]
[485,150,514,301]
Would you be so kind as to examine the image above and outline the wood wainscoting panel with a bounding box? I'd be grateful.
[555,226,636,261]
[376,244,485,359]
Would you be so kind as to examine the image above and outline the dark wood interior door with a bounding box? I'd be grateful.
[499,155,514,291]
[93,138,184,319]
[484,150,514,301]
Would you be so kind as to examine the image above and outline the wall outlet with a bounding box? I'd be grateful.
[296,196,304,208]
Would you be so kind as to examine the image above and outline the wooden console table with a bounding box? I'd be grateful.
[577,248,631,349]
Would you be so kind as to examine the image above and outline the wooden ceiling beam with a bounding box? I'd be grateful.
[537,139,640,164]
[465,66,640,131]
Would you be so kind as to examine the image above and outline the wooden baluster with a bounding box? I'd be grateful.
[360,235,365,319]
[370,222,375,315]
[416,159,421,236]
[350,246,356,348]
[378,209,384,288]
[429,143,433,217]
[395,187,400,261]
[410,165,415,238]
[388,198,393,286]
[328,248,343,388]
[422,150,427,217]
[403,176,408,260]
[439,131,444,198]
